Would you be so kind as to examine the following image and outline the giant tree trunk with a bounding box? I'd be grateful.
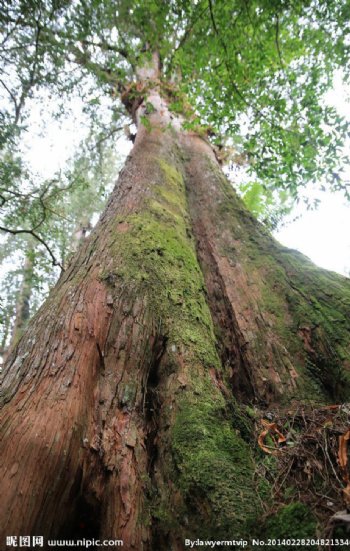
[1,82,350,550]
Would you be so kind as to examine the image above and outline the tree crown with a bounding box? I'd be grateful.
[2,1,349,192]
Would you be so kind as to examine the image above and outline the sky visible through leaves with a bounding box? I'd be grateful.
[275,73,350,276]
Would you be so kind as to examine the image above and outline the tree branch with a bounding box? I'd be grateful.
[275,14,284,68]
[0,78,18,112]
[14,20,42,125]
[0,226,63,270]
[207,0,297,139]
[80,39,129,61]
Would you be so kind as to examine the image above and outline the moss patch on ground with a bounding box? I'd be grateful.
[263,502,317,550]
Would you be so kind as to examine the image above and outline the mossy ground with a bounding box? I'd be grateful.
[263,503,317,550]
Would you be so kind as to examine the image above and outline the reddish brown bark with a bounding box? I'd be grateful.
[0,124,180,549]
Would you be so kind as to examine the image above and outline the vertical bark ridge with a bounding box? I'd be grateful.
[181,133,350,405]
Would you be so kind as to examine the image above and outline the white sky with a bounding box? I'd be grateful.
[274,73,350,276]
[274,194,350,276]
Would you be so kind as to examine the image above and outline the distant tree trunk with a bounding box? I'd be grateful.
[70,219,92,254]
[1,73,350,550]
[0,311,13,365]
[2,248,35,364]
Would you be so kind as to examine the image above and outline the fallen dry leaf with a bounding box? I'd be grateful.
[338,430,350,472]
[258,419,287,455]
[338,429,350,507]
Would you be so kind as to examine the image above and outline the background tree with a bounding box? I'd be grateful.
[0,127,122,362]
[1,1,350,549]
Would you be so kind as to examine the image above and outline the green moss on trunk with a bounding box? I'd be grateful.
[99,151,262,539]
[190,154,350,403]
[171,383,259,538]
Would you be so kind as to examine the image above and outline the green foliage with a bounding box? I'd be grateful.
[173,0,350,198]
[1,0,350,200]
[139,114,152,131]
[238,180,294,229]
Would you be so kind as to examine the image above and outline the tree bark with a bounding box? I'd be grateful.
[1,85,350,550]
[182,135,350,404]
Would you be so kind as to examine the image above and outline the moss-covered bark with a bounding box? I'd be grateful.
[95,133,262,547]
[1,91,350,550]
[183,135,350,406]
